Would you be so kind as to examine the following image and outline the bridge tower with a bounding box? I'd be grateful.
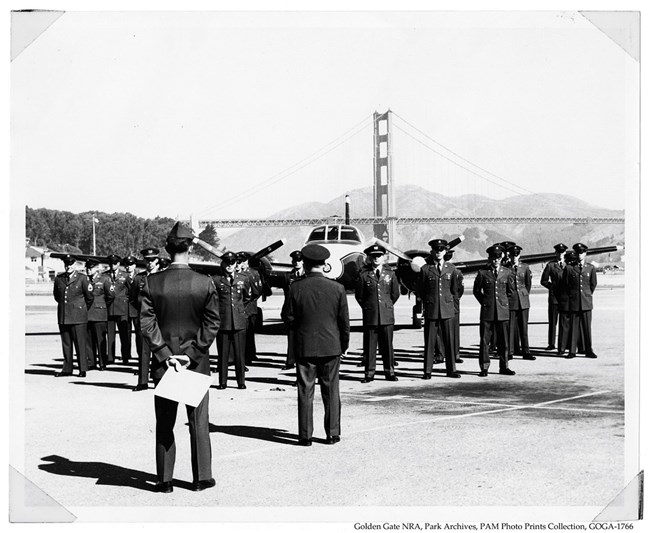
[373,110,395,243]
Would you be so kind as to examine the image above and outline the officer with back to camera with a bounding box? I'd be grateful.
[355,243,400,383]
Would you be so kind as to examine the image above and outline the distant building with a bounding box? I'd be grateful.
[25,245,57,282]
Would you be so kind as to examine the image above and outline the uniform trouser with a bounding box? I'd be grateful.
[363,324,395,379]
[508,309,530,355]
[107,315,131,363]
[296,355,341,440]
[154,391,212,483]
[479,320,510,371]
[424,318,456,375]
[452,310,461,359]
[86,321,108,368]
[285,328,295,366]
[557,310,571,352]
[569,310,593,354]
[58,323,89,373]
[134,317,143,358]
[217,329,246,387]
[244,314,257,364]
[547,302,560,347]
[134,318,151,386]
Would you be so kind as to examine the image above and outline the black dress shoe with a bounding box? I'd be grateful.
[499,368,516,376]
[132,384,148,391]
[386,375,398,381]
[360,377,374,383]
[156,481,173,493]
[298,438,312,447]
[522,355,536,360]
[478,370,488,377]
[54,371,72,377]
[566,353,576,359]
[585,352,598,358]
[216,384,226,389]
[456,358,464,364]
[422,373,431,380]
[325,435,341,445]
[238,384,247,389]
[193,478,216,492]
[447,372,461,378]
[546,345,556,350]
[78,371,86,378]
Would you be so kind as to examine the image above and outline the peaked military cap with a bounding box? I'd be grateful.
[168,221,194,240]
[221,251,238,265]
[61,254,76,266]
[364,244,386,256]
[508,245,523,255]
[85,258,99,268]
[500,241,516,250]
[236,252,251,262]
[553,243,568,252]
[289,250,303,262]
[122,255,137,266]
[158,257,171,269]
[106,254,121,265]
[486,244,505,256]
[428,238,449,250]
[141,247,159,259]
[573,242,588,253]
[564,250,578,263]
[301,243,330,263]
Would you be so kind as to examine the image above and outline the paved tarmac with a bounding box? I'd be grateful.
[13,279,629,524]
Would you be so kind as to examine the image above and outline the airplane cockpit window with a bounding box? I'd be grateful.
[340,226,361,242]
[326,226,339,241]
[306,227,326,242]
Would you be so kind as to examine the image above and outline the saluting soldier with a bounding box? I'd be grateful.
[131,247,160,391]
[540,243,568,351]
[85,259,115,370]
[507,245,534,360]
[282,250,305,371]
[416,238,461,379]
[563,243,598,359]
[444,249,464,364]
[53,254,94,377]
[214,252,252,389]
[106,254,132,364]
[355,244,400,382]
[473,244,516,377]
[237,252,262,365]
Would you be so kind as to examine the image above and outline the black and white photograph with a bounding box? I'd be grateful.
[7,1,645,529]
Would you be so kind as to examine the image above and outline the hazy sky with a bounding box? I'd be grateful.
[12,9,638,222]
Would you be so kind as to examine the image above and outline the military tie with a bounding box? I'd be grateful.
[437,263,441,275]
[375,268,380,279]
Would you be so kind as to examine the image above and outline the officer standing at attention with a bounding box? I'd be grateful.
[214,252,252,389]
[563,243,598,359]
[281,244,350,446]
[237,252,262,365]
[132,247,160,391]
[106,254,131,365]
[139,222,220,493]
[85,259,115,371]
[355,244,399,383]
[53,254,94,377]
[282,250,305,371]
[416,239,461,379]
[444,248,464,364]
[507,245,534,360]
[123,255,139,362]
[556,249,576,355]
[473,244,516,377]
[540,243,568,350]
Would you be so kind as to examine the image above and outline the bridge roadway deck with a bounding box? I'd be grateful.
[15,280,627,524]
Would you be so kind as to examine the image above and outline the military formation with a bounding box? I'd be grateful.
[50,224,601,490]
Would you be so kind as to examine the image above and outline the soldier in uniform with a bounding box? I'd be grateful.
[282,250,305,371]
[139,222,220,493]
[123,255,139,361]
[507,245,534,360]
[281,244,350,446]
[473,244,516,377]
[444,249,464,364]
[106,254,132,364]
[237,252,262,365]
[85,259,114,370]
[563,243,598,359]
[53,254,94,377]
[214,252,252,389]
[416,239,461,379]
[556,249,576,355]
[540,243,568,351]
[354,244,400,382]
[131,247,160,391]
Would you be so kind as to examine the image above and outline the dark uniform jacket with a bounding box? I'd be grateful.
[107,269,130,317]
[140,264,220,381]
[281,272,350,358]
[452,265,464,313]
[129,271,149,315]
[416,262,459,320]
[124,271,139,318]
[87,273,115,322]
[563,262,597,312]
[213,272,251,331]
[242,268,262,317]
[53,270,94,325]
[354,264,400,326]
[540,260,565,305]
[507,262,532,310]
[473,266,514,321]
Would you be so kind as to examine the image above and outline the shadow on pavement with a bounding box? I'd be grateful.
[209,424,298,445]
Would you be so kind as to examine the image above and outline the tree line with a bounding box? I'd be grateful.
[25,207,220,260]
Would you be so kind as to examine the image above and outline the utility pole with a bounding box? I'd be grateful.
[373,110,395,243]
[92,213,97,255]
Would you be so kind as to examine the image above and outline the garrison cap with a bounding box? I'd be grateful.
[221,251,238,266]
[428,238,449,250]
[122,255,137,266]
[486,244,505,256]
[301,244,330,263]
[573,242,588,253]
[364,244,386,256]
[61,254,76,266]
[289,250,303,262]
[236,252,251,262]
[168,221,194,240]
[141,247,159,259]
[106,254,121,265]
[553,243,568,252]
[508,245,523,255]
[85,258,99,268]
